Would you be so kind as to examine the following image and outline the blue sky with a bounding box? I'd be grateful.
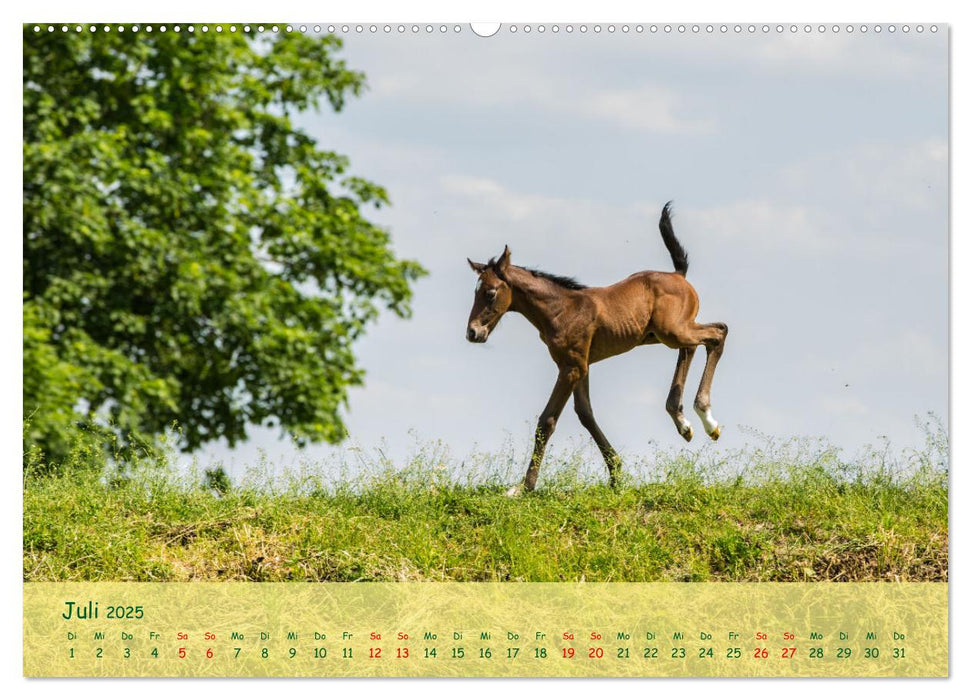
[200,26,948,478]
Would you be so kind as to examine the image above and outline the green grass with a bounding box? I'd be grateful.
[23,425,948,583]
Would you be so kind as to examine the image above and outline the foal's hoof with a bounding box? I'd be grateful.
[505,484,524,498]
[680,426,693,442]
[709,425,721,441]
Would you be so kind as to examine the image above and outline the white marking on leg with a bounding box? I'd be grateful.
[695,405,719,435]
[672,413,692,435]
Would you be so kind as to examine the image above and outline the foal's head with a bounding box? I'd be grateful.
[466,245,513,343]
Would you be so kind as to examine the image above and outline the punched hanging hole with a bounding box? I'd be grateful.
[471,23,501,37]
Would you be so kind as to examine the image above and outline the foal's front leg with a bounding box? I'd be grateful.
[507,366,582,497]
[573,375,623,486]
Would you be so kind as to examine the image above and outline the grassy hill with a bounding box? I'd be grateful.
[23,431,948,583]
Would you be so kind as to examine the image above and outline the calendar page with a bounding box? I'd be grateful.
[22,21,948,678]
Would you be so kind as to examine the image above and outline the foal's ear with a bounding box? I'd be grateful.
[468,258,487,273]
[496,245,511,274]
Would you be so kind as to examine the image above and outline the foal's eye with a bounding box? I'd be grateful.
[486,289,497,301]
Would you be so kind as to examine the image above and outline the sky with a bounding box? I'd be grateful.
[199,25,949,480]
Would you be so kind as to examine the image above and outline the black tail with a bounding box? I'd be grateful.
[658,201,689,277]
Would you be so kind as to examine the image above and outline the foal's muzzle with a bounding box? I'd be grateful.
[466,326,489,343]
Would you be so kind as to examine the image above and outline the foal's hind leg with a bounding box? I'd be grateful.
[573,375,622,486]
[666,347,696,442]
[658,321,728,440]
[692,322,728,440]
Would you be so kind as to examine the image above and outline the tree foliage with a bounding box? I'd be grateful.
[23,25,425,468]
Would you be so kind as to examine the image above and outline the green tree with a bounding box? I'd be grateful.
[23,25,425,469]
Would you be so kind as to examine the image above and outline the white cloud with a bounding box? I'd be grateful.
[748,33,944,80]
[369,56,712,134]
[554,32,946,83]
[440,174,505,199]
[682,199,834,254]
[435,173,670,282]
[575,86,715,133]
[658,139,949,260]
[780,138,948,213]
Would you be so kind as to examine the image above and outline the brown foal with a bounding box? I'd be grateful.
[466,203,728,495]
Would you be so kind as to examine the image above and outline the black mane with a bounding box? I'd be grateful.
[523,267,587,290]
[488,256,586,290]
